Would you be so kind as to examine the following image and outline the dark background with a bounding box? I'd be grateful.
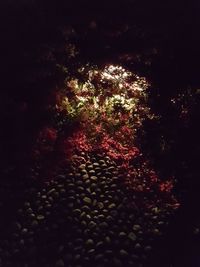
[0,0,199,266]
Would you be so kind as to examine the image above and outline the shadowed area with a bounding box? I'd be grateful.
[0,1,199,266]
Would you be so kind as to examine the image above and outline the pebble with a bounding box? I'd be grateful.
[21,228,28,235]
[105,172,112,178]
[73,209,81,216]
[37,215,45,220]
[88,170,96,175]
[47,188,56,195]
[81,221,87,227]
[77,186,84,192]
[79,164,86,170]
[81,169,87,175]
[88,248,95,255]
[83,174,89,180]
[91,176,98,181]
[74,254,81,261]
[135,243,142,250]
[91,192,96,197]
[153,228,160,235]
[87,165,93,170]
[76,180,84,186]
[85,239,94,247]
[83,197,92,205]
[119,232,126,238]
[96,241,104,249]
[105,236,111,244]
[91,183,97,190]
[108,203,116,209]
[107,166,115,172]
[128,232,137,242]
[101,164,107,168]
[95,167,101,172]
[82,205,90,212]
[93,199,97,206]
[144,246,152,252]
[85,180,90,186]
[88,221,97,229]
[97,202,104,209]
[119,249,129,257]
[133,225,141,231]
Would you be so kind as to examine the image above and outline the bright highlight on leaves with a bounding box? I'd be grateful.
[34,64,179,211]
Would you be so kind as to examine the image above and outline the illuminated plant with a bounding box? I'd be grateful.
[33,64,179,209]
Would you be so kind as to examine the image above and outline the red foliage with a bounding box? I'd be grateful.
[159,180,174,193]
[65,130,92,156]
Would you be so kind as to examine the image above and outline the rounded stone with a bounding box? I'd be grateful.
[119,232,126,238]
[144,245,152,252]
[153,228,160,235]
[119,249,129,257]
[83,174,89,180]
[87,165,93,170]
[108,203,116,209]
[96,241,104,249]
[88,221,97,229]
[128,232,137,242]
[83,197,92,205]
[105,236,111,244]
[88,170,96,175]
[85,239,94,247]
[135,243,142,250]
[88,249,95,255]
[82,205,90,212]
[91,176,98,182]
[97,202,104,209]
[79,164,86,170]
[91,183,97,190]
[21,228,28,235]
[133,225,141,231]
[81,221,87,227]
[73,209,81,216]
[47,188,56,195]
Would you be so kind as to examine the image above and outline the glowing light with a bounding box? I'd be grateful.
[60,64,151,123]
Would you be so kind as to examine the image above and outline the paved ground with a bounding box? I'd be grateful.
[0,154,173,267]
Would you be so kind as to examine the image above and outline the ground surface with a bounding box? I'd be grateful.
[0,153,178,267]
[0,1,200,266]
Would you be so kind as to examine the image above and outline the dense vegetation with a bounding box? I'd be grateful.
[0,0,199,266]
